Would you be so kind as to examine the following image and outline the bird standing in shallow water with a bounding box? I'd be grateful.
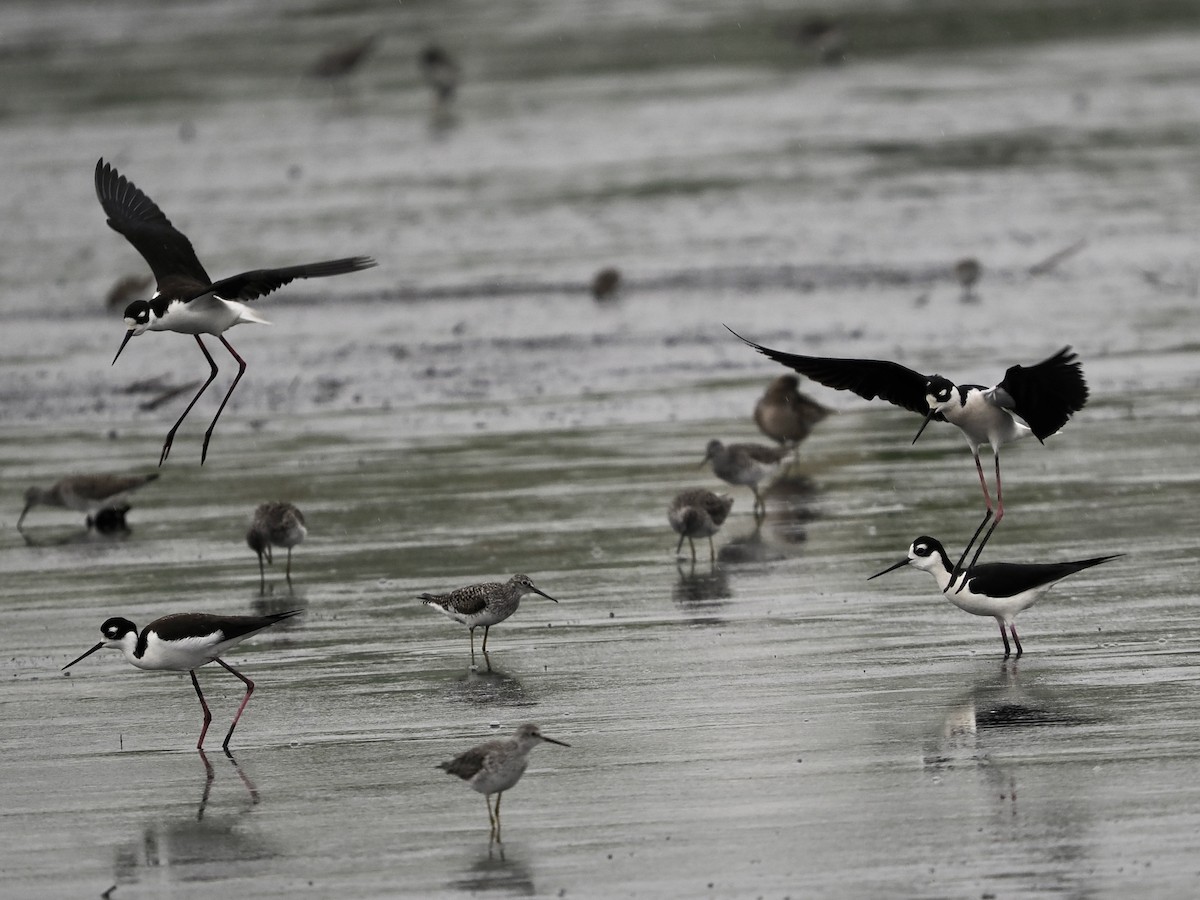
[438,723,569,844]
[420,574,558,665]
[869,535,1118,658]
[753,374,834,453]
[62,610,301,750]
[668,488,733,562]
[731,329,1089,579]
[701,439,787,518]
[95,158,376,465]
[18,472,158,530]
[246,502,307,594]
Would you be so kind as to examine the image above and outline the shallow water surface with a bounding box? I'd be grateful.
[2,2,1200,898]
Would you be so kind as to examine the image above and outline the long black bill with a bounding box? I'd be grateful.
[112,329,135,366]
[62,641,105,671]
[911,410,937,445]
[868,558,910,581]
[533,588,559,604]
[541,736,571,747]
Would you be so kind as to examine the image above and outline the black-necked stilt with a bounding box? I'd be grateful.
[18,472,159,530]
[668,488,734,562]
[438,723,569,845]
[753,374,835,451]
[420,575,558,666]
[62,610,301,749]
[418,44,460,106]
[95,158,377,465]
[701,439,788,518]
[869,535,1118,658]
[731,330,1089,578]
[246,502,307,594]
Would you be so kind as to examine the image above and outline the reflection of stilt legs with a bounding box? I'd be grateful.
[196,747,260,820]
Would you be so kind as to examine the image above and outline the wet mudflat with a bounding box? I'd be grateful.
[3,1,1200,897]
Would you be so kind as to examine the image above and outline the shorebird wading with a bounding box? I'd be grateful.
[246,502,307,594]
[731,329,1089,578]
[438,723,569,844]
[668,488,734,562]
[701,439,787,518]
[96,158,376,464]
[870,536,1118,658]
[420,574,558,665]
[63,610,301,750]
[18,472,158,530]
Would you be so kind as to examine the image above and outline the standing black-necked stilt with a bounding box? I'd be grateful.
[420,575,558,666]
[869,536,1118,658]
[18,472,159,530]
[95,158,376,465]
[701,439,787,518]
[62,610,301,749]
[438,723,570,844]
[730,329,1089,579]
[668,488,734,562]
[246,502,307,594]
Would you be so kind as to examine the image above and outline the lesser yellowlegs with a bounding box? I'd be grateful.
[63,610,302,750]
[438,723,569,844]
[420,574,558,665]
[246,502,307,594]
[19,472,159,530]
[870,536,1118,658]
[701,439,787,517]
[753,374,834,451]
[668,488,733,562]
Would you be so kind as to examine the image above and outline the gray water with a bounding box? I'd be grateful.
[3,2,1200,897]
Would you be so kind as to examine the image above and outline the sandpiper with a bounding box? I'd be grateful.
[955,257,983,301]
[420,574,558,664]
[63,610,302,750]
[18,473,159,531]
[870,536,1118,658]
[246,502,307,594]
[419,44,460,106]
[438,723,569,844]
[701,439,787,518]
[668,488,734,562]
[753,374,834,451]
[731,330,1089,579]
[96,158,376,464]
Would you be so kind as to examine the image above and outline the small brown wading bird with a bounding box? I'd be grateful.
[420,574,558,665]
[955,257,982,301]
[105,274,153,311]
[753,374,835,452]
[308,33,379,80]
[18,473,159,530]
[246,502,307,594]
[668,488,734,562]
[591,266,621,302]
[95,158,376,465]
[438,723,570,844]
[701,439,787,518]
[419,43,460,106]
[63,610,302,750]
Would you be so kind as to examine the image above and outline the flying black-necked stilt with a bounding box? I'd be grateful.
[95,158,376,465]
[438,723,570,844]
[246,502,307,594]
[62,610,301,749]
[753,374,835,452]
[869,535,1118,658]
[420,574,558,666]
[701,439,788,518]
[18,472,159,530]
[731,329,1089,578]
[668,488,734,562]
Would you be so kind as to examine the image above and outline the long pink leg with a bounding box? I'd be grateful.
[162,336,219,466]
[191,669,213,749]
[200,336,247,465]
[1009,624,1023,658]
[214,658,255,750]
[997,621,1012,658]
[965,454,1005,572]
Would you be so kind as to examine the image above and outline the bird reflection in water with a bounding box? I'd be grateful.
[452,664,529,706]
[673,561,731,624]
[111,750,272,892]
[762,472,821,544]
[449,844,536,890]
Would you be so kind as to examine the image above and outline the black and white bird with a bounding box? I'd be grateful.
[731,330,1089,577]
[869,535,1118,658]
[62,610,302,750]
[95,158,377,465]
[438,723,570,844]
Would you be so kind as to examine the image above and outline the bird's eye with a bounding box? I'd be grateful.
[914,543,929,556]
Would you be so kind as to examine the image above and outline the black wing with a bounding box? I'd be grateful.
[94,159,211,289]
[206,257,377,303]
[728,328,933,416]
[994,347,1089,442]
[966,556,1117,598]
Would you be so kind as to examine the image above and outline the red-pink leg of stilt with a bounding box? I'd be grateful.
[1009,624,1023,658]
[200,336,247,465]
[162,336,219,466]
[191,669,213,749]
[214,658,255,750]
[997,620,1012,658]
